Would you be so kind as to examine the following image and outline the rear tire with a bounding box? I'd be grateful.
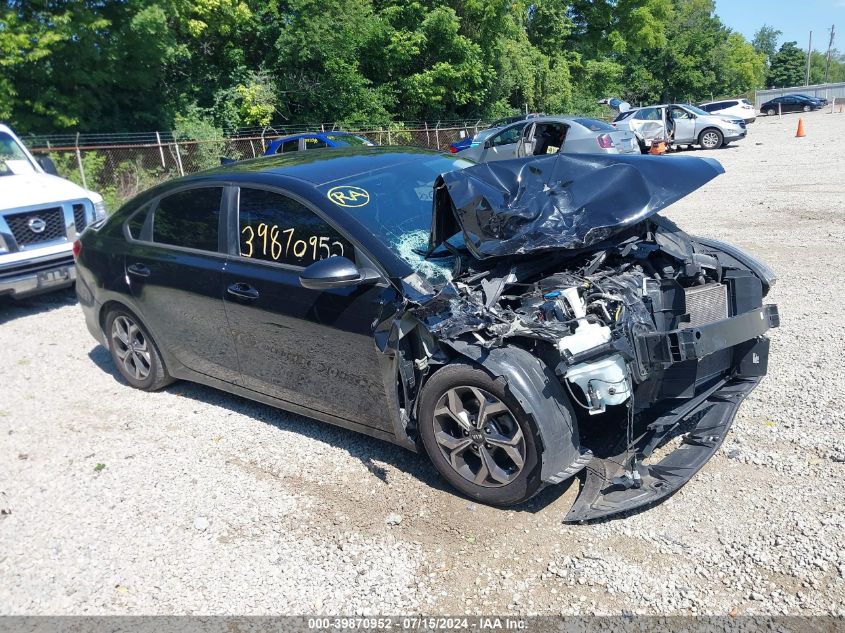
[698,128,723,150]
[418,363,543,506]
[105,308,172,391]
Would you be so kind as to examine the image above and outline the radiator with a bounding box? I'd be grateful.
[684,283,729,328]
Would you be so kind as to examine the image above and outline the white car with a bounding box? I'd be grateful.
[0,123,106,298]
[698,98,756,123]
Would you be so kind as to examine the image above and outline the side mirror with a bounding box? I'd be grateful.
[299,256,377,290]
[37,156,59,176]
[484,139,493,149]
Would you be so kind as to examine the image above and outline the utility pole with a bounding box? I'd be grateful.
[805,31,812,86]
[825,25,836,84]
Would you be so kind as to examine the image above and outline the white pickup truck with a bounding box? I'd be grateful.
[0,123,106,298]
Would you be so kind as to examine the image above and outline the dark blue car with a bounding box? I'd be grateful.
[264,131,374,155]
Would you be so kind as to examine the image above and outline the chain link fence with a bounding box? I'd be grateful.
[23,122,491,211]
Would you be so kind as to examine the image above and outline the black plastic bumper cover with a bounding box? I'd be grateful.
[564,375,762,523]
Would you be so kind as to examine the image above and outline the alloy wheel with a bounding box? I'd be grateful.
[702,131,721,149]
[431,386,526,488]
[111,315,152,381]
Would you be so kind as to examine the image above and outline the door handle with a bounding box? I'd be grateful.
[227,282,260,301]
[127,263,151,277]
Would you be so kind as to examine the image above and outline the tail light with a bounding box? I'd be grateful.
[72,239,82,259]
[449,146,458,153]
[596,134,615,149]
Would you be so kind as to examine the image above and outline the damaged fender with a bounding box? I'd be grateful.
[440,339,590,485]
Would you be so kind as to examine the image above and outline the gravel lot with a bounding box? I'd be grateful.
[2,109,844,616]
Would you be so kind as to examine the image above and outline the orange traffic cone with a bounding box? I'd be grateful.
[796,119,806,138]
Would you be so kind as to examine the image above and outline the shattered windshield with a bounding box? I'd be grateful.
[320,154,473,283]
[0,132,36,176]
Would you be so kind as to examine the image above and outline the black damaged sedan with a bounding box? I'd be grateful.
[75,147,779,521]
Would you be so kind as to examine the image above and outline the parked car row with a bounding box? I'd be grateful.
[759,93,828,116]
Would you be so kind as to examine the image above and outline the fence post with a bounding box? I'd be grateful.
[155,132,166,169]
[387,128,392,145]
[435,121,440,150]
[249,140,256,157]
[173,133,185,176]
[74,133,87,190]
[475,120,481,135]
[425,122,430,147]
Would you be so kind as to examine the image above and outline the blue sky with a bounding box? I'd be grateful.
[714,0,844,51]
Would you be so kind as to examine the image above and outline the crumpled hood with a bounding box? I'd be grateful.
[0,172,96,210]
[429,153,724,259]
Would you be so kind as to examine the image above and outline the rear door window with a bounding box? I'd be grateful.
[152,187,223,252]
[238,187,354,268]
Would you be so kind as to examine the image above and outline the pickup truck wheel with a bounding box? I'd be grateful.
[105,309,172,391]
[418,363,542,506]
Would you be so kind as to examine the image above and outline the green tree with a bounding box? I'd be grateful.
[752,25,781,67]
[721,32,766,94]
[767,41,807,88]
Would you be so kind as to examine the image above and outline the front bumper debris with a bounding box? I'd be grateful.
[564,375,762,523]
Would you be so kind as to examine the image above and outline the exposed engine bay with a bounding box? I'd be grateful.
[395,153,779,521]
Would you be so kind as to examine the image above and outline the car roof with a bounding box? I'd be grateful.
[269,130,359,142]
[199,146,441,185]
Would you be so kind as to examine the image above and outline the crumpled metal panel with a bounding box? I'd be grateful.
[430,153,725,259]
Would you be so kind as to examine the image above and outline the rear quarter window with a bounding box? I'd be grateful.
[573,118,615,132]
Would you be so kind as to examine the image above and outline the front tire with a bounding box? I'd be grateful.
[105,308,172,391]
[418,363,542,506]
[803,104,811,112]
[766,108,776,116]
[699,128,723,150]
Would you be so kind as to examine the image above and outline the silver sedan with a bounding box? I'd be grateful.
[456,116,641,163]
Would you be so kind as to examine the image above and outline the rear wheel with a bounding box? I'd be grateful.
[698,128,723,150]
[418,363,542,506]
[105,309,172,391]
